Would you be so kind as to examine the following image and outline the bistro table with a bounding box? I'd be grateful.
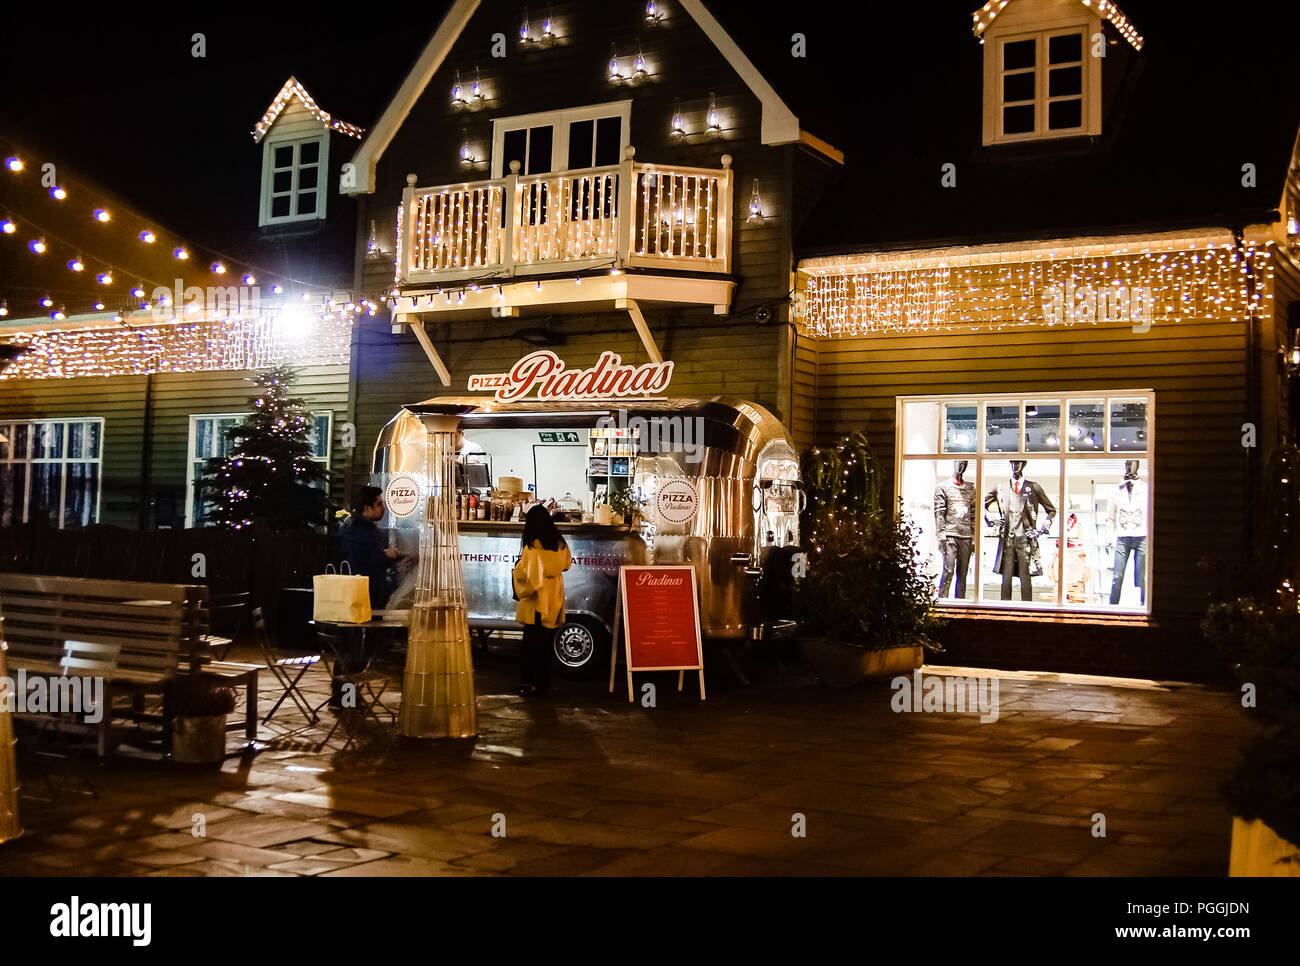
[309,610,410,713]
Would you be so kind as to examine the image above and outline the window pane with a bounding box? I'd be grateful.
[35,422,63,459]
[979,458,1061,605]
[274,144,293,168]
[308,415,331,457]
[0,464,25,526]
[29,462,61,525]
[1049,66,1082,97]
[0,424,8,460]
[1025,403,1061,452]
[195,418,215,459]
[273,170,292,193]
[1003,38,1036,70]
[595,116,622,167]
[63,462,98,527]
[1048,32,1082,63]
[299,140,320,164]
[1048,99,1082,130]
[902,401,940,455]
[1067,401,1104,451]
[984,403,1020,453]
[943,405,977,453]
[1063,458,1148,610]
[297,191,318,214]
[11,423,29,460]
[67,421,96,459]
[1109,399,1148,452]
[567,119,594,170]
[1003,104,1035,134]
[1003,72,1035,103]
[297,167,318,190]
[903,459,977,603]
[502,128,527,173]
[272,195,291,218]
[528,126,553,174]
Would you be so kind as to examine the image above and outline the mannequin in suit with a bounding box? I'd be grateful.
[934,460,975,598]
[984,460,1057,601]
[1108,459,1148,605]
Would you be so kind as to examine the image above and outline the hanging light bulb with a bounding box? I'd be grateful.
[49,185,67,200]
[52,307,66,321]
[472,67,484,103]
[173,247,189,260]
[97,270,113,285]
[3,157,22,172]
[272,284,283,294]
[139,230,156,244]
[520,6,531,41]
[634,45,647,79]
[243,273,256,285]
[0,217,14,234]
[671,99,684,139]
[646,1,661,23]
[707,92,721,133]
[609,44,622,80]
[0,301,9,317]
[40,297,53,308]
[211,261,226,274]
[746,179,766,224]
[459,129,473,165]
[93,301,105,311]
[542,6,554,40]
[131,285,145,298]
[29,238,46,254]
[92,208,111,223]
[451,69,466,107]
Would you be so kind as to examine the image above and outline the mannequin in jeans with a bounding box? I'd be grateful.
[934,460,975,598]
[984,460,1057,601]
[1108,460,1148,605]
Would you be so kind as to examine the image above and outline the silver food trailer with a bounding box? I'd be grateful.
[370,397,803,676]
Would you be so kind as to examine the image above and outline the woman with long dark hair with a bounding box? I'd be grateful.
[511,504,572,696]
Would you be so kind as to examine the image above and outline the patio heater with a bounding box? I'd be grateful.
[398,412,478,739]
[0,615,20,843]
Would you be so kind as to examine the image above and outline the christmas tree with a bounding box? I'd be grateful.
[198,366,327,530]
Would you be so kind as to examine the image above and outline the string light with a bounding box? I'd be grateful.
[4,157,22,172]
[251,76,364,143]
[92,208,110,222]
[139,230,156,244]
[173,247,189,260]
[798,233,1273,337]
[67,256,84,272]
[40,298,52,308]
[0,302,8,317]
[211,261,226,274]
[243,273,256,285]
[29,238,45,253]
[97,270,112,285]
[49,186,67,200]
[93,301,104,311]
[131,286,145,298]
[1,218,14,234]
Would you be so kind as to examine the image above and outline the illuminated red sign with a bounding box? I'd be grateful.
[468,350,674,402]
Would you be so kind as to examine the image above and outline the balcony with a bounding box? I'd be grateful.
[396,148,733,289]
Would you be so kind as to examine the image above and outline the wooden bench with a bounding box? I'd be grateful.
[0,574,195,756]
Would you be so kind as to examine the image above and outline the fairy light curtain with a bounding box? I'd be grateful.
[797,239,1273,338]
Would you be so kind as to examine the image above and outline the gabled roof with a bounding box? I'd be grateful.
[342,0,834,196]
[252,76,365,144]
[973,0,1144,51]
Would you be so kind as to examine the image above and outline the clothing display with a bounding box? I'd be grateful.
[1110,536,1147,605]
[934,470,976,598]
[1107,471,1148,605]
[985,471,1057,601]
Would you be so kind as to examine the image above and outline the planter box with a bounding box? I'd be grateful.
[172,715,229,764]
[1229,817,1300,877]
[799,639,924,688]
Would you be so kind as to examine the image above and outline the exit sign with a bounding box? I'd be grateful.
[539,431,580,443]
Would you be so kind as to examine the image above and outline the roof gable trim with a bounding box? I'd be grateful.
[252,76,365,144]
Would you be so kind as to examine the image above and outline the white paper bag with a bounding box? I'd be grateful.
[313,562,371,624]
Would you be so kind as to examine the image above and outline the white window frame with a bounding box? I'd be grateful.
[185,411,333,527]
[490,100,632,178]
[259,134,329,226]
[895,390,1154,616]
[982,16,1102,146]
[0,418,104,528]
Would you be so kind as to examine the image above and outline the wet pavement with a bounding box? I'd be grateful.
[0,642,1250,876]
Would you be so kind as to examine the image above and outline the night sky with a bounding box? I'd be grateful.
[2,0,1299,317]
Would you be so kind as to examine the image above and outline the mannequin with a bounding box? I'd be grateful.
[984,459,1057,601]
[1108,459,1148,605]
[934,459,975,598]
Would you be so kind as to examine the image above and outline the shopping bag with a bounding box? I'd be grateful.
[313,562,371,624]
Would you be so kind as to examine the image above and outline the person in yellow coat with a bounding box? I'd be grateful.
[512,504,572,697]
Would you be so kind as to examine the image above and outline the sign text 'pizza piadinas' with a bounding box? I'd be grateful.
[468,350,673,402]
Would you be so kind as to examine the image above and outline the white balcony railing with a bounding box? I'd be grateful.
[398,148,732,285]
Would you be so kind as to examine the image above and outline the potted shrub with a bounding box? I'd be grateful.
[607,488,642,527]
[1201,442,1300,875]
[165,674,237,764]
[794,433,944,686]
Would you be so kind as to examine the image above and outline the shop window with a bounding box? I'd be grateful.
[897,391,1152,614]
[0,418,103,528]
[187,412,332,526]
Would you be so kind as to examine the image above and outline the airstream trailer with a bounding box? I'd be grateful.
[370,397,803,676]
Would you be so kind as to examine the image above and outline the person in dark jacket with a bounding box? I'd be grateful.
[331,486,398,708]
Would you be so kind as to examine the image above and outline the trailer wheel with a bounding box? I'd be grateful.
[552,616,608,679]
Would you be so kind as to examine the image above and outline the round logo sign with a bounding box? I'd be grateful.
[385,475,422,518]
[654,478,699,526]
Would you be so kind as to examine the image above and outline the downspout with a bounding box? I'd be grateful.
[138,371,154,530]
[1234,227,1260,562]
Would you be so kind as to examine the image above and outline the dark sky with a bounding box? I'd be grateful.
[2,1,1299,315]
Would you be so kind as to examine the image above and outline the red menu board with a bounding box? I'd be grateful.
[610,565,705,701]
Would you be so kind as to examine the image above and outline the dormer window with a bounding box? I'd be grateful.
[262,136,327,225]
[996,28,1086,141]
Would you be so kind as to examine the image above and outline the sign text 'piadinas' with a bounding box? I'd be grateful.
[468,350,673,402]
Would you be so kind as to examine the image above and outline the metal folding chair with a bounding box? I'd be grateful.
[23,640,119,800]
[251,607,326,726]
[316,626,396,752]
[200,592,250,661]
